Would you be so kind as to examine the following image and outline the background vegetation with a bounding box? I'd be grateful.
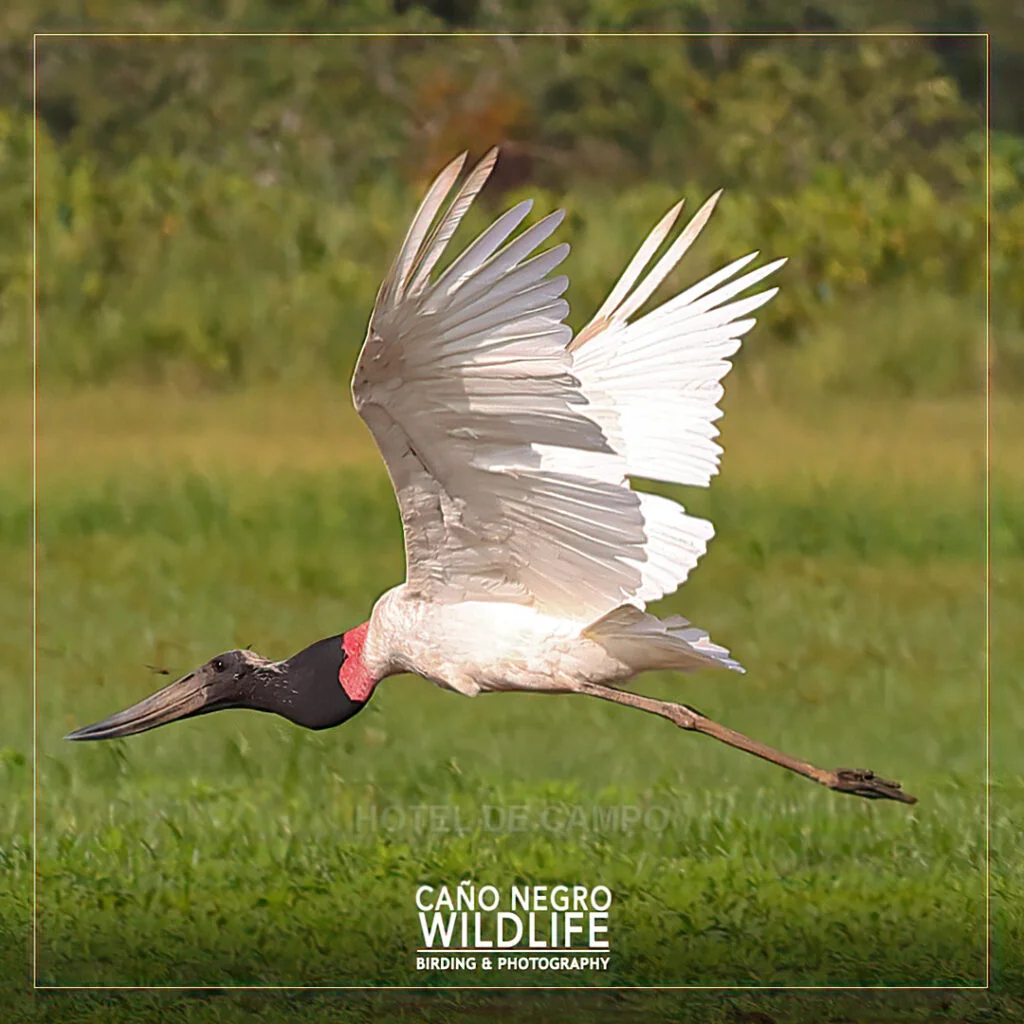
[1,3,1020,1022]
[8,389,1014,1012]
[0,7,1018,393]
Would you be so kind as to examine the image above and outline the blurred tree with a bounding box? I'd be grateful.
[0,0,1016,391]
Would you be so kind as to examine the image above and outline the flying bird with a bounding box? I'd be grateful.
[68,150,915,804]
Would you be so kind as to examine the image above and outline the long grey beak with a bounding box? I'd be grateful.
[65,672,208,741]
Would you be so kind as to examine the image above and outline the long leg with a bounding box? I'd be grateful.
[575,681,916,804]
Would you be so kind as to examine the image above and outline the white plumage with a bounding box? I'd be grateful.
[353,148,782,697]
[69,147,916,802]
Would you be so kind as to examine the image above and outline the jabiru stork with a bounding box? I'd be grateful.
[67,150,915,804]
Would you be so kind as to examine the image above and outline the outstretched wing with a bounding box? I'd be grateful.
[352,151,782,622]
[569,193,785,492]
[355,152,673,620]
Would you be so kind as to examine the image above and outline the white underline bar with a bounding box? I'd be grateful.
[416,948,611,954]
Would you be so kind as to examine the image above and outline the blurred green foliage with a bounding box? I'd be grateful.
[20,419,991,987]
[1,5,1018,392]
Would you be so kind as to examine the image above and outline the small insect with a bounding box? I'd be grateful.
[68,150,914,804]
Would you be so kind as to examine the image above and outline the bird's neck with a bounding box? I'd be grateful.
[339,621,378,702]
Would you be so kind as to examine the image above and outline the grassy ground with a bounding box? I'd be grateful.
[2,384,1020,1020]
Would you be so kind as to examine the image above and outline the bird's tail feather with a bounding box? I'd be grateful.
[584,604,745,674]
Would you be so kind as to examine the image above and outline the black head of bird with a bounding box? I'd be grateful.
[65,632,373,741]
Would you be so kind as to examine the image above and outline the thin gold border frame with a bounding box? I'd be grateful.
[30,28,992,994]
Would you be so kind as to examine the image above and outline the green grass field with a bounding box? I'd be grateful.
[2,384,1021,1021]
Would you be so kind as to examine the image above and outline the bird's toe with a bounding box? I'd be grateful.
[830,768,917,804]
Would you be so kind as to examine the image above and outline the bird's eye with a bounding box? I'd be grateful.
[212,658,226,673]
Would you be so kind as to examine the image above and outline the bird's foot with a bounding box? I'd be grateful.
[829,768,917,804]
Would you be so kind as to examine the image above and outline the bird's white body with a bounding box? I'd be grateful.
[364,585,611,695]
[364,584,742,696]
[352,150,783,699]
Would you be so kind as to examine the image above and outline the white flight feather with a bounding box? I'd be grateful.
[352,152,783,638]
